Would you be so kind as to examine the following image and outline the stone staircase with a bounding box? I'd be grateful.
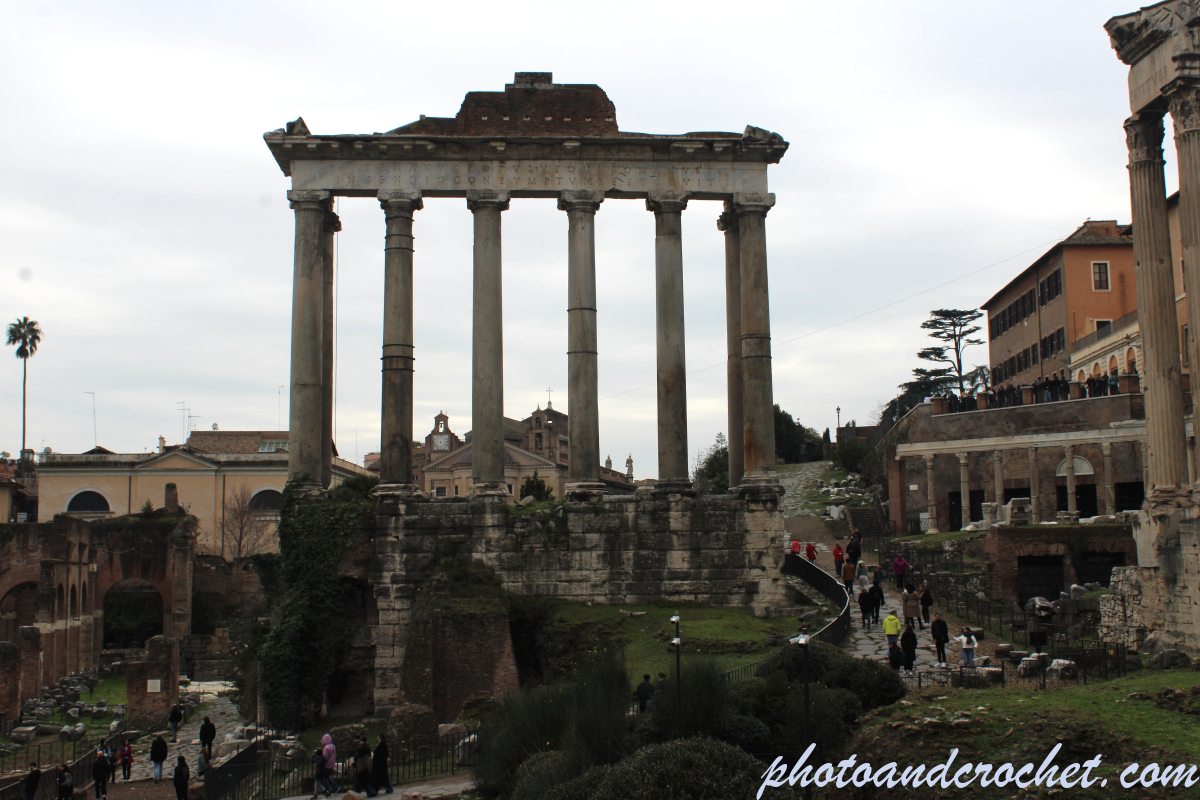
[846,504,888,538]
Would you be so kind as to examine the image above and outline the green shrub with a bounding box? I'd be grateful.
[511,751,583,800]
[754,641,903,711]
[712,713,772,757]
[550,737,772,800]
[646,658,729,741]
[777,684,862,762]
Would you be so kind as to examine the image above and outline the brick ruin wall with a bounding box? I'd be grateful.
[983,525,1136,605]
[125,635,180,729]
[1099,517,1200,652]
[369,492,788,714]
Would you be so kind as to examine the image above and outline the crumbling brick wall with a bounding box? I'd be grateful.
[126,636,179,729]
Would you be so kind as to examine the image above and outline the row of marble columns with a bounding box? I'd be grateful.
[286,188,780,498]
[1124,77,1200,505]
[918,444,1121,531]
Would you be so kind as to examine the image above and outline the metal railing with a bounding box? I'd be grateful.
[897,644,1125,691]
[1070,309,1138,353]
[780,553,852,645]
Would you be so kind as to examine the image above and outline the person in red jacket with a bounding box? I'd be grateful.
[805,542,817,562]
[832,543,845,576]
[790,540,801,555]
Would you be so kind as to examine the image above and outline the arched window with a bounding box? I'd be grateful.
[69,585,77,619]
[535,433,543,450]
[1126,347,1137,374]
[1077,370,1087,383]
[67,491,110,513]
[1109,355,1118,375]
[249,489,283,512]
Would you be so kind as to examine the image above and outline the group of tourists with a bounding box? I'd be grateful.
[311,732,394,799]
[942,372,1125,415]
[882,609,978,673]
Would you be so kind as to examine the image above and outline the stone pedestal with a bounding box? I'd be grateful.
[126,636,179,730]
[1069,382,1083,400]
[1119,373,1140,394]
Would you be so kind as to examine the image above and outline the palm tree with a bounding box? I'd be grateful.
[6,317,43,454]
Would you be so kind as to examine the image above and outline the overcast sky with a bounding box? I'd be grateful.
[0,1,1169,478]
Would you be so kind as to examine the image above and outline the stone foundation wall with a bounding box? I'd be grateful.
[0,641,18,722]
[399,608,519,723]
[983,524,1135,605]
[370,491,787,713]
[126,636,179,729]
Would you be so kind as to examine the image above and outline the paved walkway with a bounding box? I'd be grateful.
[280,773,474,800]
[120,686,244,782]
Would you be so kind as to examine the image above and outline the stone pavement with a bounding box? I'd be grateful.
[119,685,245,782]
[279,773,475,800]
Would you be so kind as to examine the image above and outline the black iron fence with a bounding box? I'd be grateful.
[897,644,1126,692]
[780,553,852,646]
[1,732,126,800]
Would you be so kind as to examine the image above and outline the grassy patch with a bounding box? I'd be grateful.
[849,668,1200,798]
[298,715,388,752]
[544,601,791,687]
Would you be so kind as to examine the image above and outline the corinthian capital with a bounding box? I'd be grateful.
[466,190,511,212]
[558,191,604,213]
[1124,113,1165,165]
[646,191,690,214]
[731,192,776,218]
[1166,80,1200,137]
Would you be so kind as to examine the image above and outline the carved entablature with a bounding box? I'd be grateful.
[264,74,788,201]
[1106,1,1200,66]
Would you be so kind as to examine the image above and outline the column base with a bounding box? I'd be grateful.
[565,482,607,502]
[470,482,510,500]
[653,479,696,497]
[736,476,783,501]
[377,483,422,498]
[924,529,940,535]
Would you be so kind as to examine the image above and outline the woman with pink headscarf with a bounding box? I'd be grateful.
[311,734,340,798]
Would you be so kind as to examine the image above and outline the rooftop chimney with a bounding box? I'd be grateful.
[158,436,166,454]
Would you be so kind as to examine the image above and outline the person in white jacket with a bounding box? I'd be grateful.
[954,627,978,666]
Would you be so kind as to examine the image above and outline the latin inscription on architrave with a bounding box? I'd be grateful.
[291,159,769,198]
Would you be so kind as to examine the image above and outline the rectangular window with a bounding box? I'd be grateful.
[1057,328,1066,351]
[1028,288,1037,315]
[507,484,514,494]
[435,486,446,497]
[1093,262,1110,291]
[1183,325,1190,367]
[1031,344,1038,364]
[454,485,460,496]
[258,440,289,452]
[1096,319,1112,337]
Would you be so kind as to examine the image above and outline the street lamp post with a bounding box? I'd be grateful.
[836,406,841,429]
[670,614,681,739]
[797,634,811,800]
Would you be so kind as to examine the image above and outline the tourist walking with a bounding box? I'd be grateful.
[841,559,856,594]
[805,542,817,563]
[151,735,168,783]
[636,674,654,713]
[353,735,375,796]
[199,716,217,758]
[832,543,844,577]
[197,749,210,780]
[930,613,950,667]
[919,584,933,625]
[900,623,918,674]
[118,741,133,781]
[856,561,870,589]
[56,765,73,800]
[168,705,183,743]
[91,748,110,800]
[954,627,978,667]
[891,556,912,591]
[846,532,862,569]
[887,642,904,674]
[902,584,923,630]
[172,756,189,800]
[872,564,885,587]
[868,582,885,624]
[790,539,801,555]
[371,733,393,795]
[857,587,873,629]
[24,763,40,800]
[882,610,902,647]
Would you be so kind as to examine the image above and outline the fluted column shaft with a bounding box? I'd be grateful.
[1103,442,1115,516]
[378,192,423,490]
[924,454,939,533]
[1064,444,1077,514]
[286,190,330,495]
[561,192,605,494]
[957,452,971,527]
[320,209,340,489]
[647,192,691,488]
[992,451,1003,505]
[1167,80,1200,501]
[1125,113,1189,499]
[1028,447,1040,524]
[735,193,779,487]
[719,207,745,488]
[468,191,510,493]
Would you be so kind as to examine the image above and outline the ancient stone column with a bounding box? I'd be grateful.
[286,189,331,497]
[321,208,340,490]
[718,206,744,488]
[1141,439,1150,490]
[1103,441,1116,516]
[957,452,971,527]
[378,191,423,494]
[1167,80,1200,501]
[1125,113,1189,502]
[1064,444,1077,514]
[924,454,939,533]
[561,191,605,497]
[647,191,691,490]
[734,193,780,491]
[992,451,1003,506]
[1028,447,1040,524]
[468,191,510,495]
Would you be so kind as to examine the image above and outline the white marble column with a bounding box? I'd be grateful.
[734,192,780,492]
[468,191,510,496]
[1125,113,1189,503]
[378,191,423,493]
[647,191,691,490]
[320,207,340,490]
[1064,444,1077,515]
[286,189,331,497]
[1103,442,1115,516]
[561,191,605,497]
[718,206,744,488]
[957,452,971,527]
[1167,80,1200,501]
[924,454,939,533]
[1028,446,1040,524]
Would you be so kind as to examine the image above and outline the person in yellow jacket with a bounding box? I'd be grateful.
[882,610,902,648]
